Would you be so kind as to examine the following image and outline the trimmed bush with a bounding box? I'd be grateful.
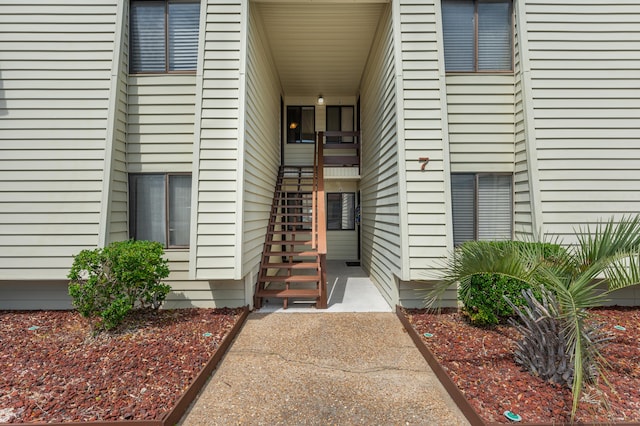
[458,241,565,326]
[68,240,171,332]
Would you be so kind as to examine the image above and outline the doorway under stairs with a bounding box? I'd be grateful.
[256,260,391,313]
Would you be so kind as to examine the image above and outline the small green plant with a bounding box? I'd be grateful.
[68,240,171,332]
[457,241,565,326]
[459,272,532,325]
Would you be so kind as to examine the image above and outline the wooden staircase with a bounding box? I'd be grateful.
[254,165,327,309]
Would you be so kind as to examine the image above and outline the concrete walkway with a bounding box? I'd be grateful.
[179,312,469,425]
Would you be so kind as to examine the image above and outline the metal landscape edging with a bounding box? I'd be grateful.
[161,305,249,426]
[396,305,485,426]
[396,305,640,426]
[7,306,250,426]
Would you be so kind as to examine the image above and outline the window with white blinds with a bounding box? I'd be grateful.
[442,0,513,72]
[451,173,512,245]
[129,174,192,247]
[130,0,200,73]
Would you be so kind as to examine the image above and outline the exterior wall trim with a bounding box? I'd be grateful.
[392,0,411,282]
[434,0,455,256]
[235,0,249,280]
[514,0,543,237]
[98,0,127,248]
[188,0,209,279]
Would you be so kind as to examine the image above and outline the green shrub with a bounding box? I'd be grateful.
[458,241,565,326]
[68,240,171,332]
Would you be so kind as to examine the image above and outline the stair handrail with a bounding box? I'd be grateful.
[315,132,328,308]
[315,132,327,256]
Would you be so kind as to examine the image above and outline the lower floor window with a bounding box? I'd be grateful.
[129,173,192,248]
[451,173,512,246]
[327,193,355,230]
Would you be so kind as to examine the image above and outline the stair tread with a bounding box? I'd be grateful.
[261,262,319,269]
[266,240,311,245]
[255,288,320,297]
[258,274,320,283]
[268,230,312,234]
[264,250,318,257]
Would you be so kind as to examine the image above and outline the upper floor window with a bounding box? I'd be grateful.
[326,106,355,143]
[451,173,512,246]
[130,0,200,73]
[287,106,315,144]
[441,0,513,72]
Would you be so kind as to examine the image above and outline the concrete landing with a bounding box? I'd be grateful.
[257,260,393,313]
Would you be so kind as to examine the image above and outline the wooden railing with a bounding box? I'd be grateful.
[321,130,361,174]
[314,132,328,308]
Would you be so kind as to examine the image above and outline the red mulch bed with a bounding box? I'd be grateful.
[402,307,640,424]
[0,308,244,423]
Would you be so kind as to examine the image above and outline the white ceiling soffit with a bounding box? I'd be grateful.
[253,1,388,97]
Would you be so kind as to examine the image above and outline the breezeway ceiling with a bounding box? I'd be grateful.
[253,1,389,97]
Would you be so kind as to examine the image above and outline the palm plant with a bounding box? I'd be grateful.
[427,215,640,419]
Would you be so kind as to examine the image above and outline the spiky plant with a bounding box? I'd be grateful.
[505,288,611,388]
[427,215,640,419]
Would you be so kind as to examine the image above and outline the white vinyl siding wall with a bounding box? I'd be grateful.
[163,250,245,308]
[521,1,640,241]
[360,5,402,306]
[127,75,197,173]
[396,0,455,307]
[513,10,534,239]
[191,0,243,280]
[107,3,129,244]
[446,74,515,173]
[126,6,246,306]
[242,4,281,275]
[0,2,118,280]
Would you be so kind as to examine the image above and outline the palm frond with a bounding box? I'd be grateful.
[576,215,640,271]
[603,250,640,291]
[425,241,537,308]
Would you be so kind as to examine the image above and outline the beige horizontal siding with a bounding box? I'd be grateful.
[360,4,401,307]
[127,75,196,173]
[399,0,451,283]
[522,0,640,242]
[193,0,243,280]
[242,3,282,276]
[446,74,515,173]
[105,1,128,244]
[513,10,534,239]
[163,250,245,309]
[0,1,119,280]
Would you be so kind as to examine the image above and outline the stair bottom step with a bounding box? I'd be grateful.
[255,289,320,298]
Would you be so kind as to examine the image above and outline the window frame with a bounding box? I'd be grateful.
[450,172,513,245]
[441,0,514,73]
[128,172,192,249]
[286,105,316,144]
[129,0,200,75]
[326,105,356,144]
[326,192,356,231]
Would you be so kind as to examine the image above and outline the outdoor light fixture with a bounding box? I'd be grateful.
[317,94,324,105]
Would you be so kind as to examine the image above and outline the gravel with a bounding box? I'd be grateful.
[0,308,244,423]
[403,306,640,424]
